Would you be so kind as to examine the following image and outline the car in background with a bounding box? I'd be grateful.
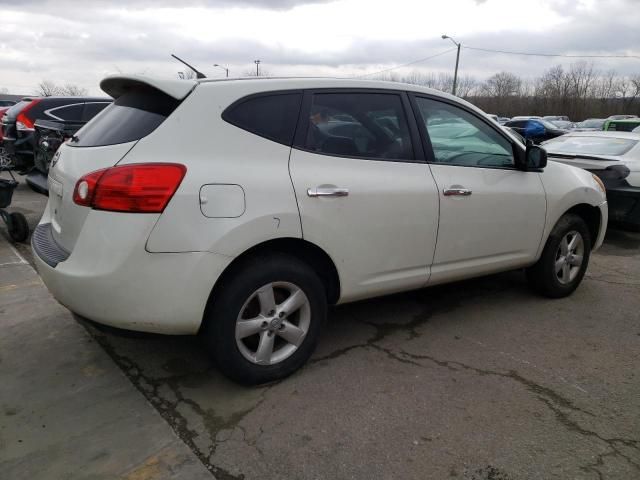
[543,115,570,122]
[543,131,640,230]
[498,116,510,125]
[603,118,640,133]
[33,75,607,385]
[549,120,575,130]
[488,114,499,123]
[1,96,111,175]
[607,115,638,121]
[503,118,569,144]
[574,118,605,132]
[510,115,541,121]
[0,105,13,167]
[0,100,16,107]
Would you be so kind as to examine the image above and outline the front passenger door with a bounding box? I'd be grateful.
[412,96,547,284]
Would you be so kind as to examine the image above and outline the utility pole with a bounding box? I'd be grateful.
[254,59,261,77]
[441,35,461,96]
[213,64,229,77]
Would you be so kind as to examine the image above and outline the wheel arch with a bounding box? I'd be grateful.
[201,237,341,331]
[563,203,602,245]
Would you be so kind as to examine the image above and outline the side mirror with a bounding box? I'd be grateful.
[525,141,547,170]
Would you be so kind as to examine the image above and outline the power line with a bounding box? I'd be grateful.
[354,48,457,78]
[464,46,640,60]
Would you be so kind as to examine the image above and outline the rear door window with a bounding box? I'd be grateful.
[222,92,302,146]
[46,103,84,122]
[71,87,181,147]
[301,92,414,161]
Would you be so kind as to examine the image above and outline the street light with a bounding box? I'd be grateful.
[254,59,261,77]
[213,64,229,77]
[441,35,461,96]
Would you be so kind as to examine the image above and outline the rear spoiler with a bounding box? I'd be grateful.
[100,74,197,101]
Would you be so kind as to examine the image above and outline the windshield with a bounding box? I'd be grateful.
[71,87,180,147]
[543,135,638,156]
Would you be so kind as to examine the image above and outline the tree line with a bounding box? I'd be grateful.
[375,62,640,121]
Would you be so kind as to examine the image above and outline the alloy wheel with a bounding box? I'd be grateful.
[555,230,584,285]
[235,282,311,365]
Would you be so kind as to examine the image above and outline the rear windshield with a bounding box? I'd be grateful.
[543,135,638,156]
[71,87,181,147]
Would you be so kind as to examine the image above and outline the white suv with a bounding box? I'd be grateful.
[33,75,608,384]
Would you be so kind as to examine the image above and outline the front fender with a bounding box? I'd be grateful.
[537,161,608,256]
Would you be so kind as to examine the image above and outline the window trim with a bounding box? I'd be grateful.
[221,89,304,147]
[409,93,526,171]
[292,88,426,164]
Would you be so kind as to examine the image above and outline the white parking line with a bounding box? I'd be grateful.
[0,242,28,267]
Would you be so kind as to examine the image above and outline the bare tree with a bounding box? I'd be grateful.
[178,69,197,80]
[36,80,63,97]
[35,81,87,96]
[482,72,522,98]
[0,87,8,95]
[60,84,88,96]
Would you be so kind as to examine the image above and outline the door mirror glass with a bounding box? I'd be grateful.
[525,142,547,170]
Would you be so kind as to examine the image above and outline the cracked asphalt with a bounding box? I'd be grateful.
[6,181,640,480]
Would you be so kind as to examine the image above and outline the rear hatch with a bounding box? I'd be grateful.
[46,75,196,252]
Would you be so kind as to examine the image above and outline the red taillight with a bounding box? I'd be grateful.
[16,99,42,130]
[72,168,106,207]
[73,163,186,213]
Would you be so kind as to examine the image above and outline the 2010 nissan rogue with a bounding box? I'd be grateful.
[33,75,608,384]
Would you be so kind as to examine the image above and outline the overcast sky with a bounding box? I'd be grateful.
[1,0,638,95]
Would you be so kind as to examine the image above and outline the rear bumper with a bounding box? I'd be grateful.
[32,210,233,335]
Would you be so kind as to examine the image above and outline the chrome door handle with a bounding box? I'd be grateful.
[307,187,349,197]
[443,187,472,196]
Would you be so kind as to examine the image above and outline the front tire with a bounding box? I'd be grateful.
[526,213,591,298]
[203,253,327,385]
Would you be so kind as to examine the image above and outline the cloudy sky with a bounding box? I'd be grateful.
[1,0,638,95]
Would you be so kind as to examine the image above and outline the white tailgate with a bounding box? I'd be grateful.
[47,141,136,252]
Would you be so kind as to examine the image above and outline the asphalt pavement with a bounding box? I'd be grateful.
[1,180,639,480]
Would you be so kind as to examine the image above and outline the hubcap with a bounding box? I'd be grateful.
[555,231,584,285]
[235,282,311,365]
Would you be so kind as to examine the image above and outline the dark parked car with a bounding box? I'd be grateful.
[1,96,111,177]
[503,118,569,144]
[0,100,16,107]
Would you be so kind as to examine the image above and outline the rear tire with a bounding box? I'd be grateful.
[203,253,327,385]
[526,214,591,298]
[8,212,29,243]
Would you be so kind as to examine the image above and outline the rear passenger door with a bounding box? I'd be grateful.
[289,90,439,302]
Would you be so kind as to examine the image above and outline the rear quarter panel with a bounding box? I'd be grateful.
[134,82,303,255]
